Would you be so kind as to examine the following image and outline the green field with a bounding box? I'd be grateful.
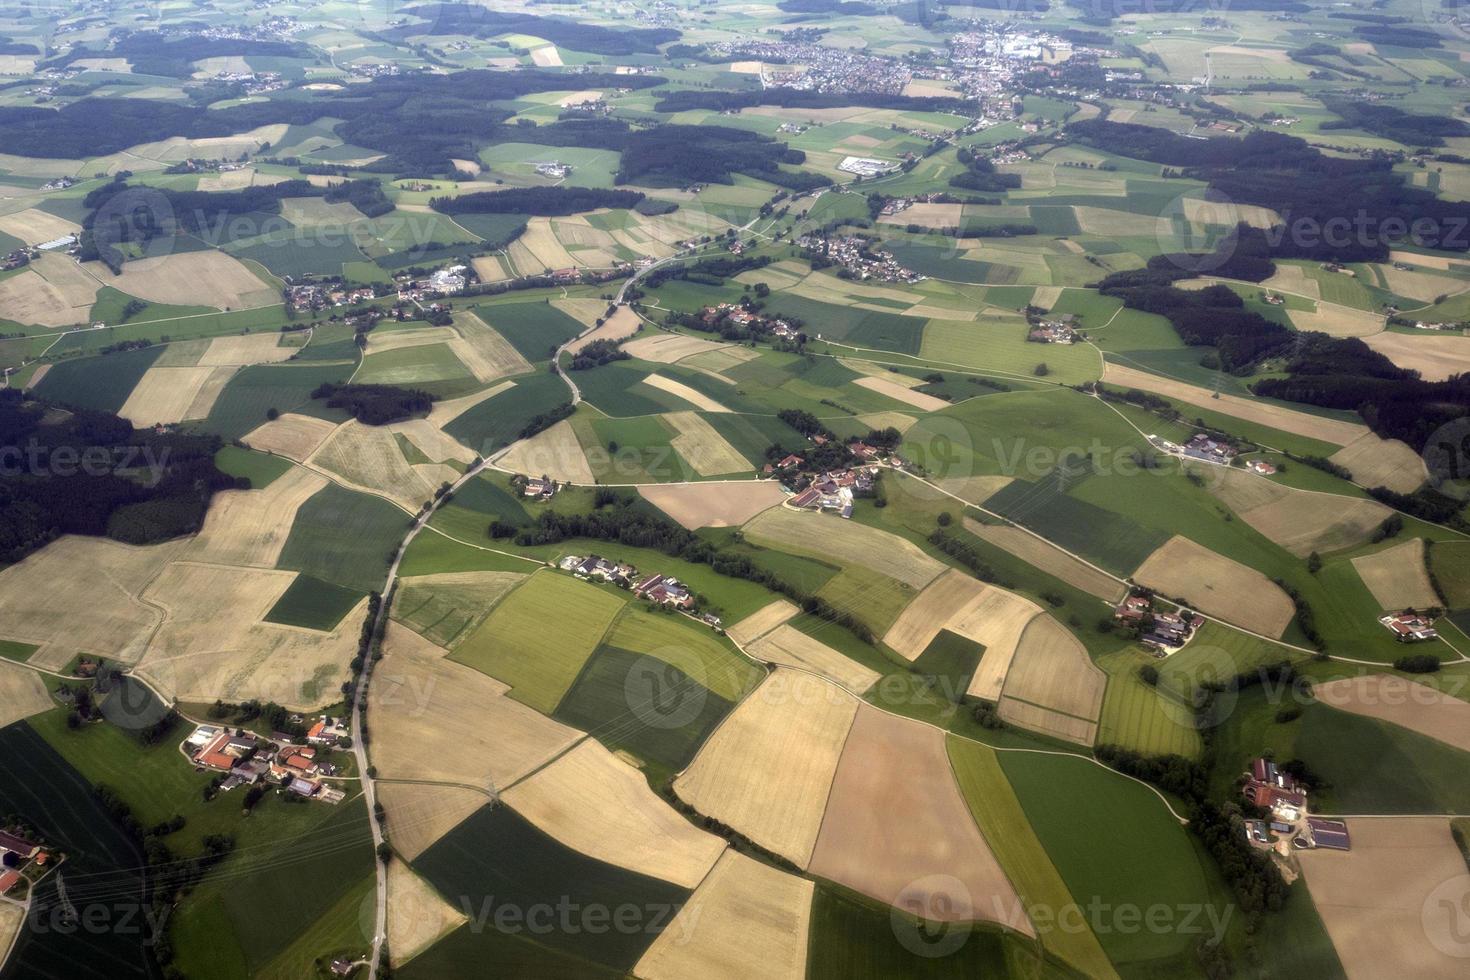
[276,483,408,593]
[984,477,1169,576]
[602,606,762,703]
[475,299,587,361]
[920,318,1102,385]
[442,370,571,455]
[913,629,983,704]
[202,362,352,441]
[0,639,38,662]
[399,922,620,980]
[1429,539,1470,609]
[1096,649,1204,759]
[392,568,525,648]
[356,342,475,385]
[946,737,1115,977]
[32,345,162,413]
[263,573,365,631]
[213,445,293,489]
[451,571,624,712]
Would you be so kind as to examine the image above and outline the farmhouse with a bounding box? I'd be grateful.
[1242,759,1306,822]
[1113,591,1203,652]
[307,715,350,745]
[0,830,38,865]
[634,572,696,609]
[522,477,558,499]
[1379,611,1438,642]
[562,554,636,587]
[535,161,573,179]
[1248,459,1278,476]
[1304,817,1351,851]
[838,156,900,178]
[1027,321,1076,344]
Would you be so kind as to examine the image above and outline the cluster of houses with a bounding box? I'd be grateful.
[1241,758,1351,853]
[287,282,377,311]
[1379,610,1439,642]
[837,156,900,178]
[558,554,717,624]
[697,304,800,342]
[1147,432,1239,466]
[796,234,925,284]
[0,249,28,272]
[1114,592,1205,654]
[536,161,573,180]
[1026,318,1078,345]
[0,829,46,897]
[878,192,951,217]
[1410,319,1465,331]
[185,716,350,804]
[786,465,878,519]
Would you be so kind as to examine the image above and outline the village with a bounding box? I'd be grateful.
[1113,590,1206,655]
[796,233,925,283]
[557,554,722,629]
[182,714,353,805]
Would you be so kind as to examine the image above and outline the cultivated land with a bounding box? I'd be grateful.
[182,466,328,567]
[311,419,459,512]
[392,570,526,650]
[622,332,737,364]
[1364,330,1470,382]
[376,781,488,863]
[566,304,642,354]
[882,567,989,659]
[726,599,801,646]
[1299,817,1466,980]
[808,706,1033,934]
[666,411,752,476]
[1133,535,1297,639]
[1207,468,1391,558]
[494,419,595,484]
[0,658,52,730]
[1351,538,1438,611]
[118,364,235,425]
[640,372,732,412]
[746,507,945,591]
[242,412,340,461]
[674,669,859,867]
[87,250,279,309]
[1327,430,1429,495]
[998,614,1105,746]
[503,739,726,888]
[851,375,951,411]
[634,850,814,980]
[964,518,1123,601]
[387,861,467,969]
[748,624,881,694]
[638,480,786,529]
[1312,676,1470,754]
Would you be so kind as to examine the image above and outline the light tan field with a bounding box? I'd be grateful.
[494,419,594,484]
[387,860,467,968]
[551,297,611,328]
[389,419,477,465]
[1075,206,1164,237]
[879,203,963,227]
[1207,468,1390,557]
[809,707,1032,934]
[622,333,734,363]
[882,567,988,659]
[0,903,25,973]
[1030,285,1063,310]
[0,208,79,244]
[838,358,925,388]
[551,215,615,248]
[376,781,488,861]
[1327,431,1427,494]
[1314,675,1470,753]
[505,740,726,888]
[530,45,563,67]
[749,624,880,694]
[183,466,328,568]
[471,255,508,282]
[964,518,1123,601]
[119,365,235,425]
[641,373,731,412]
[134,561,364,708]
[1299,817,1466,980]
[997,699,1097,745]
[393,571,526,651]
[1389,250,1470,272]
[635,850,813,980]
[1261,263,1319,299]
[746,507,945,590]
[937,473,1013,504]
[311,420,458,511]
[1364,331,1470,382]
[0,536,180,668]
[199,333,295,366]
[1378,265,1467,302]
[1286,304,1385,338]
[0,658,52,730]
[638,480,786,530]
[425,379,514,429]
[1182,196,1279,230]
[87,250,278,309]
[514,217,579,270]
[242,413,340,462]
[566,305,642,354]
[1351,538,1437,610]
[903,79,959,99]
[195,167,257,192]
[451,311,533,382]
[952,586,1046,701]
[363,327,456,356]
[727,600,801,646]
[852,376,951,411]
[666,411,750,476]
[368,622,582,792]
[1133,535,1295,638]
[856,410,918,434]
[0,265,93,327]
[674,669,859,867]
[998,615,1105,745]
[1102,362,1370,446]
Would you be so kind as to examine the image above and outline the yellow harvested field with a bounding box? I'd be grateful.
[1314,675,1470,753]
[198,333,295,366]
[726,600,801,646]
[1327,431,1427,495]
[1351,538,1437,610]
[1075,206,1164,237]
[622,333,735,363]
[87,250,278,309]
[998,699,1098,745]
[195,167,257,192]
[666,411,751,476]
[1261,264,1319,299]
[838,358,926,388]
[566,305,642,354]
[1182,196,1279,230]
[451,311,532,383]
[641,373,731,412]
[551,215,615,247]
[0,536,180,668]
[1208,469,1390,558]
[1030,285,1063,310]
[363,326,456,356]
[0,903,24,974]
[936,473,1013,504]
[1364,331,1470,382]
[746,507,945,590]
[1102,363,1369,446]
[183,466,328,568]
[425,379,514,429]
[0,658,52,730]
[0,207,79,244]
[1286,304,1384,338]
[852,376,951,411]
[0,265,93,327]
[1388,249,1470,272]
[389,419,477,465]
[530,45,563,67]
[964,518,1123,601]
[729,60,764,74]
[505,740,726,888]
[882,568,988,659]
[903,79,959,99]
[999,614,1104,743]
[638,481,786,529]
[1299,817,1466,980]
[878,203,963,227]
[516,217,579,270]
[377,781,487,861]
[242,413,339,462]
[134,561,363,708]
[119,365,235,425]
[951,586,1044,701]
[749,624,880,694]
[311,419,458,511]
[387,860,467,968]
[471,255,508,282]
[494,419,594,484]
[808,707,1032,934]
[1133,535,1295,638]
[855,411,917,434]
[550,297,608,327]
[635,850,813,980]
[368,622,581,792]
[1378,265,1467,302]
[674,669,859,867]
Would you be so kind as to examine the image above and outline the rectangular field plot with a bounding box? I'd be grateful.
[392,570,526,649]
[276,483,407,593]
[263,573,365,631]
[920,318,1102,385]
